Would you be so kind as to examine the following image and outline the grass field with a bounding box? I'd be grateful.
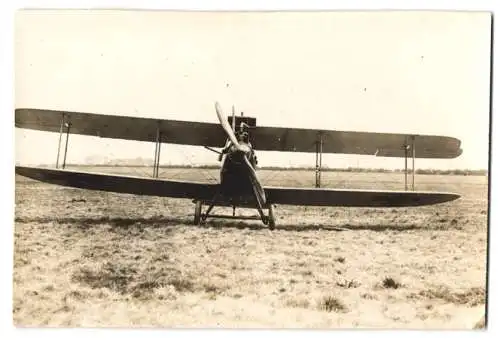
[13,167,489,328]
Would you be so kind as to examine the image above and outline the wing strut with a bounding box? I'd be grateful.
[55,113,64,168]
[55,113,71,169]
[62,122,71,169]
[315,133,324,188]
[412,136,416,191]
[152,124,162,178]
[404,139,408,191]
[403,136,417,191]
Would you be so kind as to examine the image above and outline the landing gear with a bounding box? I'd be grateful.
[268,205,276,230]
[192,199,276,230]
[193,200,202,225]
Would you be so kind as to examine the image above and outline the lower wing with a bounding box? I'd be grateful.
[265,186,460,207]
[15,166,460,207]
[15,166,218,201]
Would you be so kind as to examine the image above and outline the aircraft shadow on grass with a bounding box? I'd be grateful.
[15,215,429,232]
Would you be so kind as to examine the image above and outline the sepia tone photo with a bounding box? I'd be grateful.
[14,10,491,328]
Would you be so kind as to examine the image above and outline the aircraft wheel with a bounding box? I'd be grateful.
[194,201,202,225]
[268,205,276,230]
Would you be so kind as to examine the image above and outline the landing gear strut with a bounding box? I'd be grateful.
[191,200,276,229]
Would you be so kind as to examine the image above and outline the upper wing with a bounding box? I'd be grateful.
[264,185,460,207]
[252,127,462,158]
[15,108,226,148]
[16,108,462,158]
[15,166,219,201]
[16,166,460,207]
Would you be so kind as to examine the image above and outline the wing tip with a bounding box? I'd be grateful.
[431,192,461,205]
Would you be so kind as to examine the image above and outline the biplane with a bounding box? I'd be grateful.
[15,102,462,229]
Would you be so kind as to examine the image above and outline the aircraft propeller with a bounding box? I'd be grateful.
[214,102,251,154]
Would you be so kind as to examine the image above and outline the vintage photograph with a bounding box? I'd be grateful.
[14,10,491,328]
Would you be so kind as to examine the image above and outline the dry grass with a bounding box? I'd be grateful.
[318,296,349,313]
[13,167,488,328]
[381,277,403,290]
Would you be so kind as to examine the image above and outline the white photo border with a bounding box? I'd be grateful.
[1,1,497,340]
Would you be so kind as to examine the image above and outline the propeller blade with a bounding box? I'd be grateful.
[232,105,236,132]
[243,156,267,204]
[214,102,250,153]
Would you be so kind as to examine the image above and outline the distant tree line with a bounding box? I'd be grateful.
[62,163,487,176]
[256,166,487,176]
[412,168,487,176]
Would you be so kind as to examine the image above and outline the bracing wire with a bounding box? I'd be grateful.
[156,148,219,183]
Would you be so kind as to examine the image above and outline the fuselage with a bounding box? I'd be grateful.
[219,144,261,205]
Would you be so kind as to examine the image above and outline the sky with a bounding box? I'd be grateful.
[14,10,492,170]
